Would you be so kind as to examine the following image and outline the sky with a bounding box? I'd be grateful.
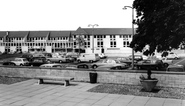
[0,0,135,31]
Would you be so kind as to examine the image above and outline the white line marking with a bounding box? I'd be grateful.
[174,58,185,65]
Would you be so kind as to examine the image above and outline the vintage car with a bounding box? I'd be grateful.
[10,58,29,66]
[40,63,66,68]
[91,59,129,69]
[135,59,164,70]
[29,57,50,66]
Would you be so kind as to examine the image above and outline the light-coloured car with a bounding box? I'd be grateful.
[116,57,137,66]
[11,58,29,66]
[77,53,100,63]
[166,52,179,59]
[40,63,66,68]
[98,53,107,59]
[166,64,184,72]
[162,58,173,67]
[91,59,129,69]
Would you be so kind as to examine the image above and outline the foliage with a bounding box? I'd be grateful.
[130,0,185,53]
[75,35,85,54]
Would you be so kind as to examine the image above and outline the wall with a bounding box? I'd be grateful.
[0,66,185,88]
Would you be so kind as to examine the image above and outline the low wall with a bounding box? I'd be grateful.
[0,66,185,88]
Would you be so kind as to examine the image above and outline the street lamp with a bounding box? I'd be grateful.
[123,6,135,69]
[88,24,99,53]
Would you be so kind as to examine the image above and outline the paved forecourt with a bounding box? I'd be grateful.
[0,79,184,106]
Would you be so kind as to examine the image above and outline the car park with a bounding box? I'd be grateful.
[10,58,29,66]
[91,59,129,69]
[135,59,164,70]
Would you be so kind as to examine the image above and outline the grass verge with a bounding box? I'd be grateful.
[88,83,185,99]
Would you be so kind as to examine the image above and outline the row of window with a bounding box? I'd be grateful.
[0,40,131,48]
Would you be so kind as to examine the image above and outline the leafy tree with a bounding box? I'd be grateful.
[76,35,85,54]
[130,0,185,54]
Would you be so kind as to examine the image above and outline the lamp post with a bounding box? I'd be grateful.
[88,24,99,53]
[123,6,135,69]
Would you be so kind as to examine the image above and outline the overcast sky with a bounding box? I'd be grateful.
[0,0,135,31]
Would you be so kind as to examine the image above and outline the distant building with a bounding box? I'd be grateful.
[0,27,134,56]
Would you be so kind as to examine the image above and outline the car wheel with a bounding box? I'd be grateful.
[20,64,23,66]
[77,60,81,63]
[89,60,93,63]
[137,66,140,70]
[11,63,16,66]
[92,65,98,69]
[163,63,169,67]
[116,66,122,70]
[84,65,89,69]
[156,66,159,70]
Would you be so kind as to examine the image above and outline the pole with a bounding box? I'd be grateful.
[123,6,135,69]
[92,27,94,53]
[131,8,134,69]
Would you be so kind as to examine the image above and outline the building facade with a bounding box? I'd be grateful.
[0,27,134,56]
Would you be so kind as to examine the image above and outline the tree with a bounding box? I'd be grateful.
[130,0,185,54]
[76,35,85,54]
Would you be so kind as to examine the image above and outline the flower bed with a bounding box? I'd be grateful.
[88,83,185,99]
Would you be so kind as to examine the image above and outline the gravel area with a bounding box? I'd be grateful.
[88,83,185,99]
[0,76,30,85]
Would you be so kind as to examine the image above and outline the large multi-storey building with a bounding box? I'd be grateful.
[0,27,134,56]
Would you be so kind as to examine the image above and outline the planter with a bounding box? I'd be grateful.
[140,79,158,92]
[89,72,97,83]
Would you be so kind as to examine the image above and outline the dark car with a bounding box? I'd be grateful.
[29,58,50,66]
[2,61,16,66]
[20,53,34,61]
[135,59,164,70]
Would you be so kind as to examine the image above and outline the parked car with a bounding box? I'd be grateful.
[47,55,74,63]
[166,64,184,72]
[77,53,100,63]
[135,59,164,70]
[162,57,173,67]
[20,53,34,61]
[40,63,66,68]
[29,58,50,66]
[98,53,107,59]
[116,57,137,66]
[161,52,179,59]
[95,64,129,70]
[2,61,16,66]
[128,55,143,61]
[10,58,29,66]
[42,53,52,58]
[91,59,129,69]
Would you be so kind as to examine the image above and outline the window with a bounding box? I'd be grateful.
[110,41,116,47]
[123,41,130,47]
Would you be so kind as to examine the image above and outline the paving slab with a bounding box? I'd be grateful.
[0,79,184,106]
